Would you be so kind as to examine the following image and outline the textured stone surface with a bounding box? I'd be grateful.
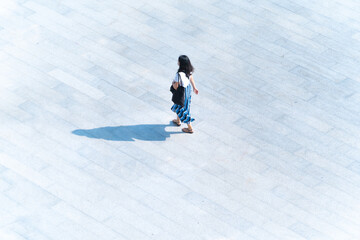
[1,0,360,239]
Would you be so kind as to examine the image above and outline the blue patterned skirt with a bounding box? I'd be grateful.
[171,84,195,124]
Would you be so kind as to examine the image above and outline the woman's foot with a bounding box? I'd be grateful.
[182,127,193,134]
[172,119,181,126]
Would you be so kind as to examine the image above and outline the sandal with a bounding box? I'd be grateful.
[182,128,193,134]
[172,119,181,126]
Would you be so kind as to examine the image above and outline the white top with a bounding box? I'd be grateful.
[173,72,190,87]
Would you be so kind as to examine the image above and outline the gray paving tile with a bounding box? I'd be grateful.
[289,222,331,240]
[347,161,360,175]
[184,192,253,232]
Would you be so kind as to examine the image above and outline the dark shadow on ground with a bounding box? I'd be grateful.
[72,122,181,141]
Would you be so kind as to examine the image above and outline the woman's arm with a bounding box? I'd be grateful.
[190,76,199,94]
[172,81,179,90]
[172,73,179,90]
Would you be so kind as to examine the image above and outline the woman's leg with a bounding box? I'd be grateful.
[172,116,181,126]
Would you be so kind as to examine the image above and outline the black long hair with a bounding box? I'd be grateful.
[178,55,194,78]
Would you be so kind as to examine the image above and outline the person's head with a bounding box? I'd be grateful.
[178,55,194,77]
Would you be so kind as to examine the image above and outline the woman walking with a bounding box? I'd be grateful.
[171,55,199,133]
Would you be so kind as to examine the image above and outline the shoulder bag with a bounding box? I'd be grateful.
[170,72,185,106]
